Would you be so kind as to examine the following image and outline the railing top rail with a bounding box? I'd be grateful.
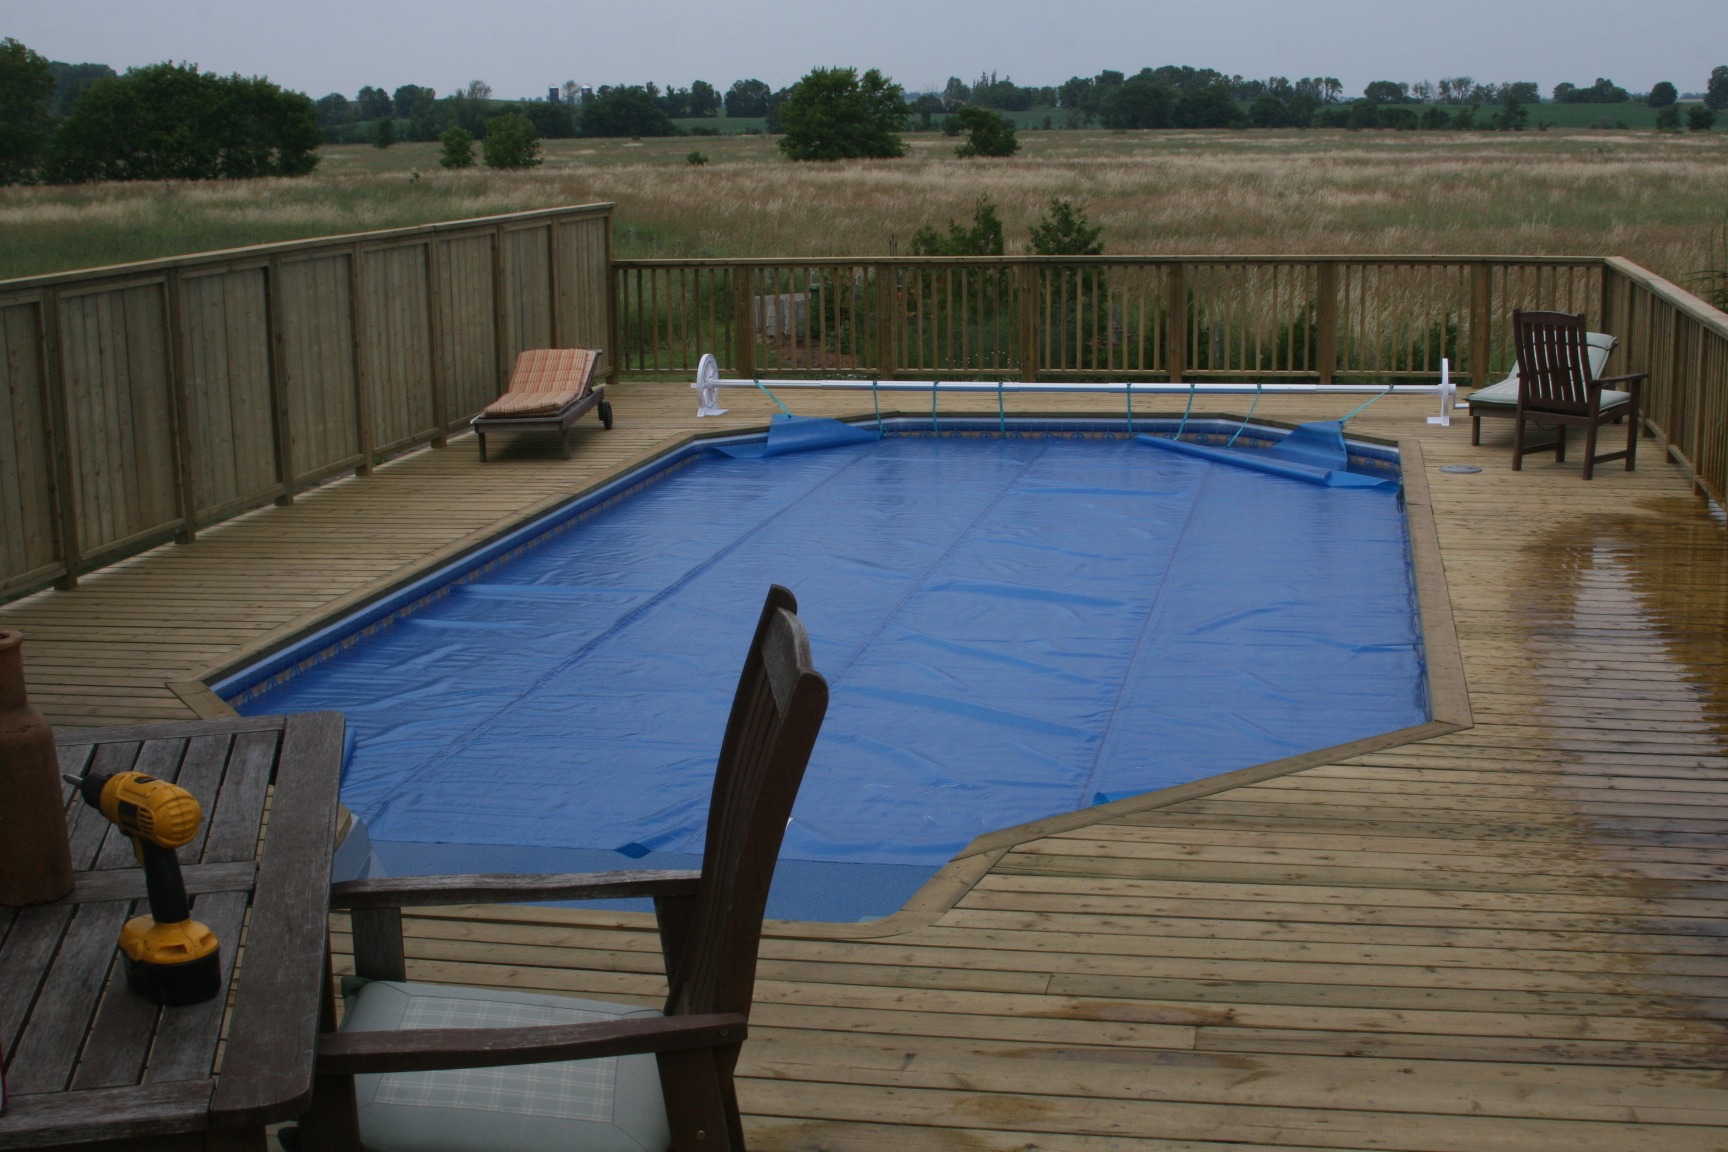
[1606,256,1728,337]
[0,202,614,294]
[613,254,1608,269]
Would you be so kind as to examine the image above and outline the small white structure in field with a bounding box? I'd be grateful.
[693,353,727,417]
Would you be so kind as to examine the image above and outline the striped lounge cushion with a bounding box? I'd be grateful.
[1469,332,1621,408]
[481,349,597,418]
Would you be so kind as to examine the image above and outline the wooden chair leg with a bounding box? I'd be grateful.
[1511,412,1524,470]
[477,431,488,462]
[657,1047,743,1152]
[1626,405,1639,470]
[295,1073,364,1152]
[1553,424,1566,463]
[1470,414,1481,446]
[1583,420,1598,480]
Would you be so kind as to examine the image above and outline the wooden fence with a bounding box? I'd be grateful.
[0,204,612,600]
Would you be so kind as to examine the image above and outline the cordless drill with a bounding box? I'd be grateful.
[65,770,221,1006]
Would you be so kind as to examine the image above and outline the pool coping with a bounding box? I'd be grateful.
[175,416,1471,939]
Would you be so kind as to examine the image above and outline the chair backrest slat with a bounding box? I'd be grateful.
[664,585,828,1020]
[1514,310,1594,414]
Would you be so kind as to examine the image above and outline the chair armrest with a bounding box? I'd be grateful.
[330,870,701,910]
[1594,373,1647,388]
[317,1012,746,1076]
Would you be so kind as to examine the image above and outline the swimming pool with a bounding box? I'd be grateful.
[224,419,1427,921]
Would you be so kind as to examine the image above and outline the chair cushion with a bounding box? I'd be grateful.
[1468,378,1630,411]
[1470,331,1618,407]
[481,389,587,418]
[340,979,670,1152]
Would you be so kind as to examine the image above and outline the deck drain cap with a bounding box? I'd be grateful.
[1439,465,1482,474]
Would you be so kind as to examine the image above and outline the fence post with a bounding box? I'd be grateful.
[1688,321,1706,497]
[425,238,449,446]
[732,266,755,379]
[39,289,80,590]
[163,268,197,543]
[874,263,896,379]
[1469,262,1492,387]
[1315,262,1337,384]
[264,256,296,505]
[348,244,374,475]
[1165,263,1186,383]
[492,224,510,399]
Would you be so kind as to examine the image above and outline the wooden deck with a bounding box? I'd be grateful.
[6,384,1728,1150]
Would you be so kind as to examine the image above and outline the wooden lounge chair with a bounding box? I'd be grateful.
[1499,310,1646,480]
[472,348,613,461]
[290,585,828,1152]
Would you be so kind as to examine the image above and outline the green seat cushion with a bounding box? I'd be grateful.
[1469,332,1622,408]
[340,979,670,1152]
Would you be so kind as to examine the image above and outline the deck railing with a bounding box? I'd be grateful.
[0,203,613,599]
[613,256,1606,385]
[1604,258,1728,507]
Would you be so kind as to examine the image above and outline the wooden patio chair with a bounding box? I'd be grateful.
[290,585,829,1152]
[1506,310,1647,479]
[472,348,613,461]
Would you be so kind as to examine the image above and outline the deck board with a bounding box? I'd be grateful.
[5,384,1727,1149]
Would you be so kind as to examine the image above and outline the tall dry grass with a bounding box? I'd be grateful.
[2,130,1724,284]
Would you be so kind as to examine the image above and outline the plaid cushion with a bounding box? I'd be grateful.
[371,994,620,1122]
[342,980,671,1152]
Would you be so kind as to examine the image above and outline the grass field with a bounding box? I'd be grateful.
[3,128,1725,288]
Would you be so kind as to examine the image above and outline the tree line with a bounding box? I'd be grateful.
[4,32,1725,187]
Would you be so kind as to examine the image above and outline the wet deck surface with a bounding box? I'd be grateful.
[7,386,1727,1150]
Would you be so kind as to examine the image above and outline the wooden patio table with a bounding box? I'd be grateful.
[0,712,345,1151]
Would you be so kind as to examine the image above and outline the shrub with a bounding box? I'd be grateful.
[777,67,907,161]
[909,195,1003,255]
[438,126,475,168]
[686,150,708,165]
[1655,105,1682,131]
[954,105,1018,157]
[373,117,395,148]
[482,112,540,169]
[1028,198,1103,255]
[1688,104,1717,131]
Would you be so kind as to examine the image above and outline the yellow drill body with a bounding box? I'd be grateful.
[69,770,222,1006]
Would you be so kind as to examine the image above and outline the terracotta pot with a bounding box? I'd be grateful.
[0,631,74,906]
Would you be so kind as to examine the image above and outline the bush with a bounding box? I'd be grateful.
[1656,104,1682,131]
[49,61,319,181]
[373,117,395,148]
[482,112,540,169]
[438,126,475,168]
[953,105,1018,157]
[0,38,54,184]
[1688,104,1717,131]
[686,150,708,165]
[909,195,1003,256]
[1028,198,1103,255]
[778,67,907,161]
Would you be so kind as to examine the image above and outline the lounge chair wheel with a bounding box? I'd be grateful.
[600,400,614,429]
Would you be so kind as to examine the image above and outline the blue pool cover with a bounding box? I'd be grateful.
[233,427,1427,921]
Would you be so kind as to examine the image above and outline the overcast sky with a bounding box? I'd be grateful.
[5,0,1724,99]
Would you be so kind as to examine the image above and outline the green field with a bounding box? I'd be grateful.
[2,130,1724,287]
